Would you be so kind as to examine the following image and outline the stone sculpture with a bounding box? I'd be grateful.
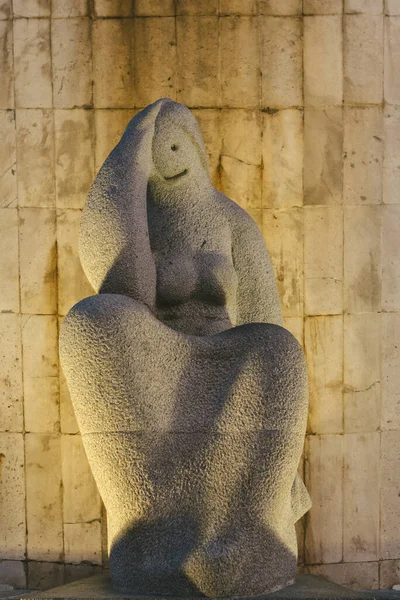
[60,98,311,597]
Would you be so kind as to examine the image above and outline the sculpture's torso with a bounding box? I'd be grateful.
[148,190,239,335]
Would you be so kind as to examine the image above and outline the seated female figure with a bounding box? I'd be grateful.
[60,99,310,598]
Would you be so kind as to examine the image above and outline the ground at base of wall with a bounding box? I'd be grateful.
[2,574,399,600]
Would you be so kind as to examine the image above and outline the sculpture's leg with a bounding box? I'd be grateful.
[60,294,309,597]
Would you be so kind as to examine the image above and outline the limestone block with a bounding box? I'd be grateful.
[52,0,88,16]
[296,520,305,567]
[304,563,379,591]
[304,108,343,206]
[134,18,176,108]
[52,18,92,109]
[21,315,58,378]
[0,1,10,18]
[0,433,25,559]
[345,0,383,13]
[94,109,137,172]
[25,433,63,561]
[380,431,400,558]
[28,561,64,591]
[24,377,59,434]
[16,109,55,208]
[305,316,343,434]
[57,209,94,316]
[282,316,304,348]
[64,522,102,566]
[385,17,400,105]
[0,209,19,313]
[21,315,59,433]
[385,0,400,14]
[382,206,400,311]
[343,432,379,561]
[305,434,343,563]
[303,0,343,13]
[344,15,384,103]
[380,559,400,589]
[219,0,258,15]
[263,208,303,316]
[65,564,102,584]
[220,17,259,108]
[176,17,218,107]
[93,20,134,108]
[13,18,52,109]
[55,109,94,209]
[220,156,261,211]
[0,21,14,109]
[94,0,133,16]
[59,354,79,434]
[0,560,26,588]
[19,208,57,314]
[382,313,400,430]
[344,205,382,313]
[61,434,101,523]
[0,315,22,433]
[344,313,381,433]
[343,106,383,205]
[304,206,343,315]
[0,111,17,208]
[13,0,49,16]
[260,0,302,15]
[175,0,217,15]
[260,17,302,108]
[133,0,175,16]
[263,109,303,208]
[384,105,400,204]
[191,109,221,187]
[304,16,343,106]
[220,109,262,209]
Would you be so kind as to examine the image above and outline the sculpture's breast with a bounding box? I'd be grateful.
[155,251,238,335]
[156,251,236,304]
[197,250,238,305]
[155,252,198,307]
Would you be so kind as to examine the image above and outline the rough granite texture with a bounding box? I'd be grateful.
[60,99,311,597]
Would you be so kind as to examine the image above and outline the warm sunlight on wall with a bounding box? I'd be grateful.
[0,0,399,592]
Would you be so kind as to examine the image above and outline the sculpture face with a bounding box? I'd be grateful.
[151,101,209,187]
[60,99,310,598]
[152,124,199,183]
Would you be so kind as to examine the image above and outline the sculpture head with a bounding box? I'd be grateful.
[149,99,211,191]
[79,99,213,298]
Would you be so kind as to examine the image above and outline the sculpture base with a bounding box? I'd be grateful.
[21,574,376,600]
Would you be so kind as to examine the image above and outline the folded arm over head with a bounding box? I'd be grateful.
[79,99,171,311]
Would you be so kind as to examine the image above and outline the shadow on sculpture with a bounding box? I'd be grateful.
[110,518,297,597]
[60,98,311,597]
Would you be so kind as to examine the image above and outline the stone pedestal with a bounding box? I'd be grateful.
[20,575,375,600]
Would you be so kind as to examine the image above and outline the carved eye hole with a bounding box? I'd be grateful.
[171,144,178,152]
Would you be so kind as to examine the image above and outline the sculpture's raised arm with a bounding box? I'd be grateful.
[79,99,167,310]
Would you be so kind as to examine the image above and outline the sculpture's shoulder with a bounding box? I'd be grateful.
[213,190,261,239]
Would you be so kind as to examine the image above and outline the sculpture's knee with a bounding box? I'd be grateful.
[245,323,308,427]
[60,294,156,369]
[246,323,306,376]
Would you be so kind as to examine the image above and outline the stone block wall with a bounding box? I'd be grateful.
[0,0,399,591]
